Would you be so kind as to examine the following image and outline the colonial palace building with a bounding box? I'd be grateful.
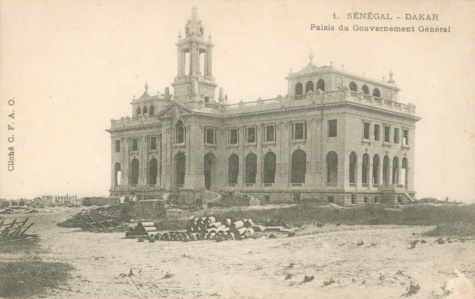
[107,8,421,205]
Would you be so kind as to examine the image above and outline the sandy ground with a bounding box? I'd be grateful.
[1,209,474,299]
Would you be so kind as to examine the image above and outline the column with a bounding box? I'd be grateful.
[208,47,213,77]
[177,49,182,76]
[191,43,197,76]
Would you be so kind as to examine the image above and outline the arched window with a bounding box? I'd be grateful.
[130,159,139,185]
[136,107,141,117]
[362,153,370,185]
[291,150,306,183]
[148,158,157,185]
[349,152,357,184]
[176,120,185,144]
[402,158,408,188]
[295,83,303,95]
[199,50,206,75]
[383,155,390,185]
[349,82,358,91]
[176,153,186,185]
[114,163,121,186]
[245,153,257,184]
[327,152,338,186]
[305,81,314,93]
[372,155,380,185]
[228,154,239,184]
[373,88,381,98]
[143,106,148,115]
[392,157,399,185]
[362,85,369,95]
[264,152,276,184]
[317,79,325,91]
[149,105,154,116]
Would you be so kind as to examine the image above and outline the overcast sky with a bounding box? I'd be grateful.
[1,0,474,202]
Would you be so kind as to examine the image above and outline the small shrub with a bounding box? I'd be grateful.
[403,280,421,297]
[303,275,314,283]
[410,240,419,249]
[162,272,174,279]
[357,240,364,246]
[379,274,385,281]
[436,237,445,244]
[285,274,292,280]
[323,278,335,286]
[287,262,295,269]
[441,282,452,296]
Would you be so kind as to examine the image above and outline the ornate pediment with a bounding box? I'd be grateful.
[156,101,193,120]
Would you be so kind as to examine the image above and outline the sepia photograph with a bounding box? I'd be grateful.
[1,0,474,298]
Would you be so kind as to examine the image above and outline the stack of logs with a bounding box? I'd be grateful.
[128,216,257,242]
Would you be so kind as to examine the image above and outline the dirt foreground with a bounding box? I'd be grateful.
[2,209,475,299]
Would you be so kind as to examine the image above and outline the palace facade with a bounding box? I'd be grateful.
[107,8,421,205]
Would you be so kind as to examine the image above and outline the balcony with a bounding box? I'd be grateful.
[221,90,417,117]
[110,116,161,130]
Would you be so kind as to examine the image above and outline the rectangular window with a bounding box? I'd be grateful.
[229,129,238,145]
[403,129,409,145]
[132,139,138,151]
[363,122,370,140]
[265,125,275,142]
[328,119,337,137]
[374,124,380,141]
[384,126,390,143]
[394,128,400,144]
[150,137,157,150]
[205,128,216,144]
[293,122,306,140]
[247,127,256,143]
[115,140,120,152]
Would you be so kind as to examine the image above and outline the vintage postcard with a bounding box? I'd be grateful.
[0,0,474,298]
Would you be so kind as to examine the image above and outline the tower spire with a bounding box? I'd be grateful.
[185,7,204,37]
[191,6,198,22]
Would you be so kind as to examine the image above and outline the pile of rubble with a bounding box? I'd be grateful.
[59,209,123,232]
[127,216,295,242]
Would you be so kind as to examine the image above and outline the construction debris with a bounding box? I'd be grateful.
[58,200,166,232]
[126,216,295,242]
[0,218,38,243]
[59,209,123,232]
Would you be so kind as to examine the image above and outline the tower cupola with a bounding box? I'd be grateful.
[172,7,217,108]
